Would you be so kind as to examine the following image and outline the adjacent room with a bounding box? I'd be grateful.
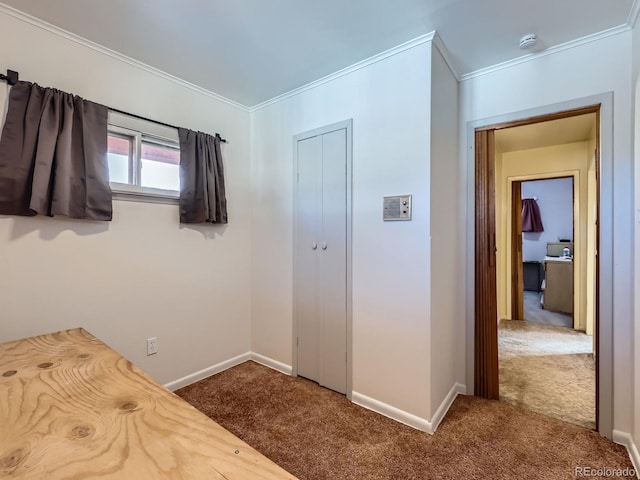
[0,1,639,479]
[493,115,598,431]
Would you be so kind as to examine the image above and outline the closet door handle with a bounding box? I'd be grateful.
[321,242,327,250]
[311,242,318,250]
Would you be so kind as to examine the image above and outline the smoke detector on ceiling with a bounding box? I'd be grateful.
[519,34,538,50]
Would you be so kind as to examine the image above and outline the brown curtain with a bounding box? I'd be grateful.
[0,81,112,220]
[178,129,227,224]
[522,198,543,232]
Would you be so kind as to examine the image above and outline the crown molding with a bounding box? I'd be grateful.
[251,31,437,112]
[460,24,630,82]
[0,3,250,112]
[431,31,460,81]
[627,0,640,29]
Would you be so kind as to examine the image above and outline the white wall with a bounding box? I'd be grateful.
[429,45,464,418]
[521,178,574,262]
[251,41,434,420]
[461,31,633,436]
[632,15,640,465]
[0,10,252,385]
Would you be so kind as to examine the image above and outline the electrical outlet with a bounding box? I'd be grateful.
[147,337,158,356]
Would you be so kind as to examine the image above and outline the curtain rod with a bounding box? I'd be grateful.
[0,68,227,143]
[109,107,227,143]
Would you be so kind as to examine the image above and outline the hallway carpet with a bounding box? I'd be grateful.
[499,319,595,429]
[176,361,633,480]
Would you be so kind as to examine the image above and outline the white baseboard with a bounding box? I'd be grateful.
[352,382,466,434]
[612,430,640,478]
[164,352,251,391]
[352,391,432,432]
[250,352,293,375]
[163,352,292,391]
[430,383,467,432]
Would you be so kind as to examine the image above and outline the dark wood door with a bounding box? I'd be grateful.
[474,129,499,400]
[511,182,524,320]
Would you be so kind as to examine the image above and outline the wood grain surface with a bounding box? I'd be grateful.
[0,328,297,480]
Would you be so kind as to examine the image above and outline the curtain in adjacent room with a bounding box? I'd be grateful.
[0,81,112,220]
[522,198,543,232]
[178,129,227,224]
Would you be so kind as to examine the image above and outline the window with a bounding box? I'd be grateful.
[107,134,132,184]
[107,111,180,201]
[140,141,180,191]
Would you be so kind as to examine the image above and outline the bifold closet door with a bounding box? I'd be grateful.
[295,128,347,395]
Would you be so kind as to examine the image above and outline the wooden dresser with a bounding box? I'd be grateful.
[543,256,574,314]
[0,328,297,480]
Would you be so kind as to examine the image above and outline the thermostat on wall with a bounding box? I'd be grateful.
[383,195,412,221]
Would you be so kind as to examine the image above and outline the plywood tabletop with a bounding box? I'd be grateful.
[0,328,297,480]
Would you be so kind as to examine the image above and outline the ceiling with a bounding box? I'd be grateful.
[1,0,635,107]
[495,113,597,153]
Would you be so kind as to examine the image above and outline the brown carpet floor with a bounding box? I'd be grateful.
[176,361,635,480]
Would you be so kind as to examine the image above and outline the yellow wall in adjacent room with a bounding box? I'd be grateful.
[586,129,598,338]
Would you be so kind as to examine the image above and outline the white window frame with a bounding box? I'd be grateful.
[107,111,181,204]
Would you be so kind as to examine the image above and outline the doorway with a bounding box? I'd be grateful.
[511,176,576,326]
[518,178,574,324]
[504,173,596,429]
[292,120,353,397]
[473,104,603,431]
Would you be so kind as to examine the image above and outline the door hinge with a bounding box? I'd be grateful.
[296,336,299,346]
[297,172,299,183]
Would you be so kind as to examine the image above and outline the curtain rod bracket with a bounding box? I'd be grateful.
[0,69,19,86]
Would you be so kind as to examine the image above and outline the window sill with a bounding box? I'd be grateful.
[111,183,179,205]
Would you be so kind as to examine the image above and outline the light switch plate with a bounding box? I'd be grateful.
[383,195,412,221]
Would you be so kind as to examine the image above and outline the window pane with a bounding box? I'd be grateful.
[141,142,180,191]
[107,135,130,184]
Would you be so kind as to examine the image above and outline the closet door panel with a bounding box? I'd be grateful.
[319,129,347,394]
[295,136,322,382]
